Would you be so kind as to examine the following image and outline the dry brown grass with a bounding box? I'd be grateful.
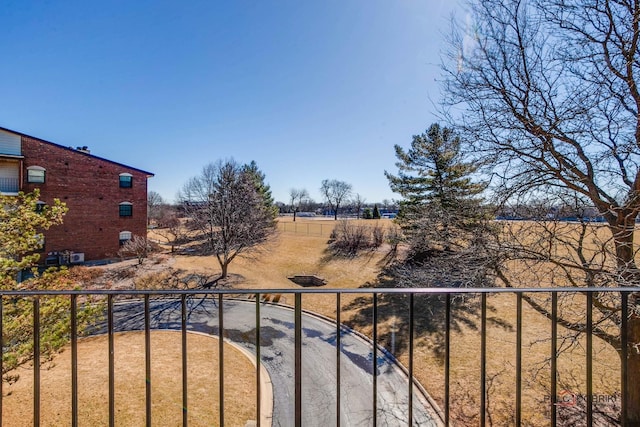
[171,218,395,317]
[3,331,257,427]
[170,217,620,425]
[60,217,621,425]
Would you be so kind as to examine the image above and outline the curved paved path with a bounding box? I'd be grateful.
[103,297,442,426]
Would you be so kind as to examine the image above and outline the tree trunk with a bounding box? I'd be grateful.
[611,224,638,272]
[610,219,640,425]
[220,262,228,279]
[293,210,297,222]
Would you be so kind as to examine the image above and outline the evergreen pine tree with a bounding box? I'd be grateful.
[242,160,279,218]
[372,204,381,219]
[385,123,489,258]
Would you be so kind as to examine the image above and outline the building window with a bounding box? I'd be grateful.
[119,173,133,188]
[27,166,46,184]
[119,231,132,246]
[35,201,46,213]
[119,202,133,217]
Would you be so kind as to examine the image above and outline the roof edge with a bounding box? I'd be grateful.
[0,125,155,177]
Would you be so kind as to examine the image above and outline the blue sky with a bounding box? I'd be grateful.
[0,0,459,204]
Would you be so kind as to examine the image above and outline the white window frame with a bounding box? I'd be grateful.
[119,173,133,188]
[119,202,133,217]
[119,230,132,245]
[27,166,46,184]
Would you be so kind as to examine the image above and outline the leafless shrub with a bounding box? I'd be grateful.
[117,235,154,265]
[371,224,385,247]
[328,220,384,257]
[386,225,403,253]
[68,266,104,285]
[155,206,189,253]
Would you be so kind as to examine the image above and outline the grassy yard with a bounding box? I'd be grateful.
[163,217,622,424]
[3,331,257,426]
[4,217,621,425]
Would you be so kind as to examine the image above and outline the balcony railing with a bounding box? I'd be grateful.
[0,177,19,193]
[0,287,633,426]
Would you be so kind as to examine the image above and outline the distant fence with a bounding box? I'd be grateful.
[277,221,336,236]
[277,219,398,237]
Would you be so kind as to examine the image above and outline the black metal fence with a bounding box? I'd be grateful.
[277,220,399,237]
[0,287,633,426]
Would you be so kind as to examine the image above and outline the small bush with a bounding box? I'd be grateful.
[372,225,385,247]
[386,226,404,252]
[68,266,104,284]
[328,221,385,257]
[118,235,153,265]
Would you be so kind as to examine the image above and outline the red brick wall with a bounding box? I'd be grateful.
[21,136,151,262]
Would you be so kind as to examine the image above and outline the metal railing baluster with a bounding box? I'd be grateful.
[586,292,593,427]
[33,298,40,427]
[108,295,114,427]
[295,293,302,427]
[255,294,261,427]
[71,295,78,427]
[218,294,224,427]
[408,292,414,426]
[373,293,378,425]
[480,293,486,427]
[0,297,3,427]
[336,292,341,427]
[181,294,188,426]
[144,294,151,427]
[551,292,558,427]
[445,294,451,426]
[621,291,628,427]
[515,293,522,427]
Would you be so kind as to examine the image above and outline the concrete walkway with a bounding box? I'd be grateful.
[104,297,444,426]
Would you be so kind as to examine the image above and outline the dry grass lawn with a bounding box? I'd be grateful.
[157,217,621,423]
[171,218,392,317]
[22,216,618,425]
[3,331,257,427]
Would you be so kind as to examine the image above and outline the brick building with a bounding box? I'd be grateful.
[0,126,154,263]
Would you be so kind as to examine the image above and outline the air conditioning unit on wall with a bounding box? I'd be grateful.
[70,252,85,263]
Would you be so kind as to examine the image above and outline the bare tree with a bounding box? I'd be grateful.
[178,160,277,281]
[289,188,309,222]
[118,235,152,265]
[351,193,366,219]
[147,190,164,226]
[320,179,352,220]
[443,0,640,422]
[155,205,188,253]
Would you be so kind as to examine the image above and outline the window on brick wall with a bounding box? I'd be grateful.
[119,231,132,246]
[119,173,132,188]
[119,202,133,217]
[27,166,46,183]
